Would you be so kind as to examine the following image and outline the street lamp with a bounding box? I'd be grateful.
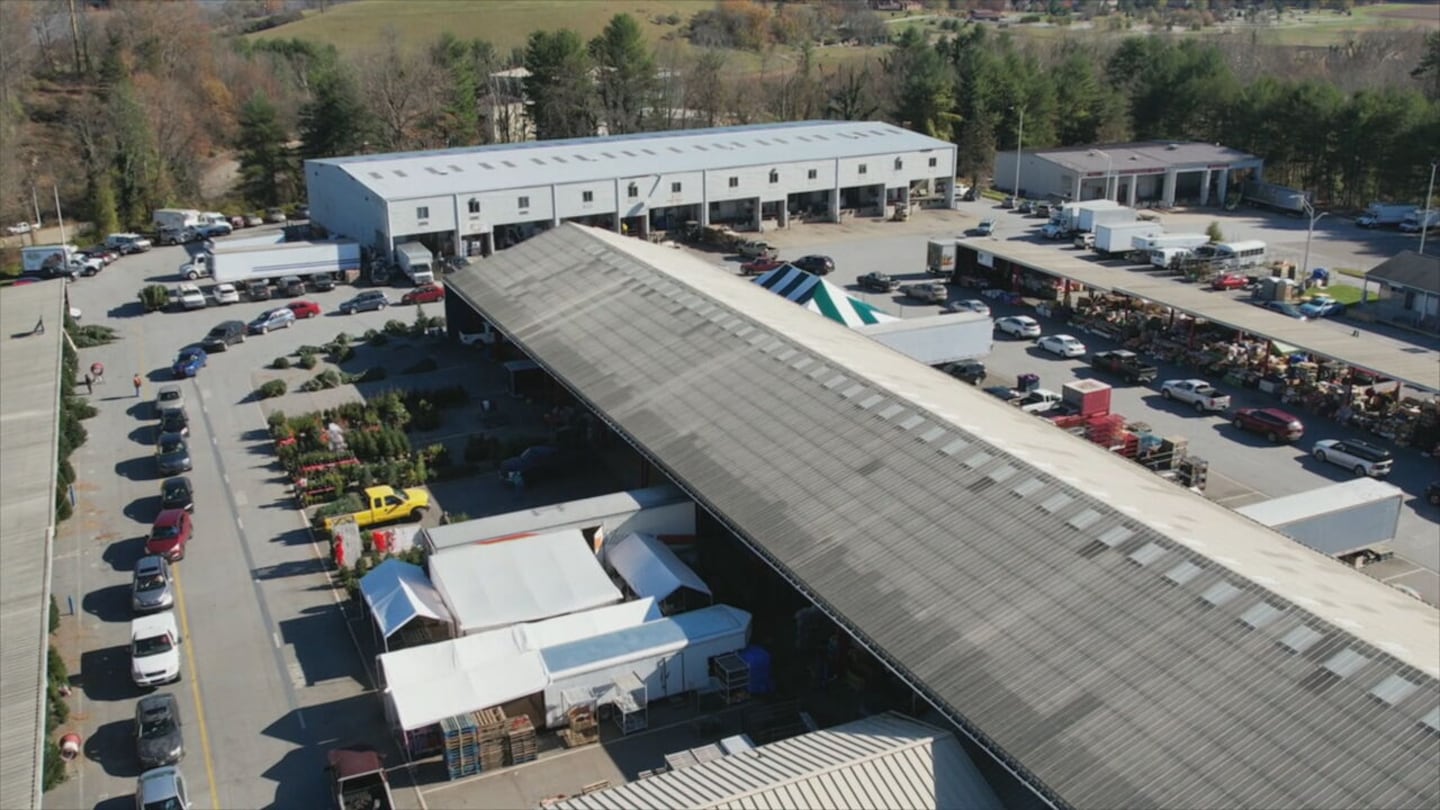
[1011,105,1024,201]
[1301,199,1328,281]
[1421,159,1438,256]
[1089,149,1112,201]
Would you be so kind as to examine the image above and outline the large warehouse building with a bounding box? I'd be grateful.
[994,141,1263,208]
[305,121,958,261]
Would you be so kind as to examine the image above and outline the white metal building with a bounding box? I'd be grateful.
[305,120,957,260]
[994,141,1263,207]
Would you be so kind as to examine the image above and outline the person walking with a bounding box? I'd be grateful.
[132,373,142,398]
[83,373,93,395]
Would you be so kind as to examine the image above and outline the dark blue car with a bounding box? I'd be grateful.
[171,347,207,378]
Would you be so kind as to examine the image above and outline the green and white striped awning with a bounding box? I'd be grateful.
[753,265,898,328]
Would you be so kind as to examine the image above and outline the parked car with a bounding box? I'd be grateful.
[155,433,192,476]
[735,240,776,260]
[1298,295,1346,318]
[900,282,947,303]
[228,215,246,230]
[442,255,470,273]
[136,766,189,810]
[1261,301,1309,320]
[1037,334,1087,358]
[135,693,184,768]
[1089,349,1158,384]
[975,219,997,236]
[286,299,322,319]
[942,360,986,385]
[170,347,207,379]
[739,257,786,276]
[339,291,390,314]
[154,385,185,415]
[106,232,153,253]
[200,320,246,352]
[1017,199,1035,214]
[790,255,835,276]
[1001,195,1016,209]
[130,613,182,687]
[308,273,336,292]
[1160,379,1231,412]
[1231,407,1305,443]
[277,275,306,297]
[213,283,239,305]
[248,307,296,334]
[80,245,119,266]
[245,279,272,301]
[401,283,446,305]
[6,221,38,235]
[499,445,567,487]
[159,476,194,512]
[196,221,232,238]
[943,299,990,316]
[244,214,264,228]
[857,272,900,293]
[131,555,175,613]
[147,508,193,561]
[1211,273,1251,291]
[995,315,1041,339]
[1312,438,1393,478]
[265,207,288,224]
[158,408,189,439]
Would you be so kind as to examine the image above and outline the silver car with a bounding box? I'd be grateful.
[132,555,175,613]
[155,385,185,415]
[136,766,190,810]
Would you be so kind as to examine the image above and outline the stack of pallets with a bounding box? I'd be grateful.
[441,713,480,780]
[561,704,599,749]
[505,715,537,765]
[475,707,507,772]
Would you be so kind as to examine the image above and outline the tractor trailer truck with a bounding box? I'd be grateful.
[1357,202,1417,229]
[208,239,361,284]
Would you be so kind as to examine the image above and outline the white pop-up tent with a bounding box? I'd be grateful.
[358,559,453,650]
[605,532,711,608]
[429,528,622,636]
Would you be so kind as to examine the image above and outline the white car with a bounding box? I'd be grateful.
[176,283,207,310]
[1312,439,1393,478]
[944,299,990,316]
[105,232,152,253]
[131,611,182,687]
[995,315,1041,339]
[6,221,38,235]
[1159,379,1232,412]
[213,283,239,305]
[1037,334,1087,357]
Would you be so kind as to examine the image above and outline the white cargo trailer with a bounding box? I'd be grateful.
[856,312,992,366]
[1053,199,1120,233]
[1132,233,1210,253]
[1236,478,1403,559]
[1093,221,1164,256]
[209,240,361,283]
[1077,206,1136,234]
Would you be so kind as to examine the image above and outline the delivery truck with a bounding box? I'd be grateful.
[1093,221,1164,257]
[151,208,201,232]
[394,242,436,286]
[1242,181,1311,216]
[209,239,361,284]
[21,244,81,276]
[925,238,957,276]
[1077,205,1136,235]
[1399,209,1440,233]
[1051,199,1121,235]
[1356,202,1416,229]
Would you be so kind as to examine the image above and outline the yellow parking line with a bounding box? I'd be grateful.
[172,567,222,810]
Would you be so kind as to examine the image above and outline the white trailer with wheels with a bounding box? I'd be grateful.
[209,239,361,284]
[856,312,992,366]
[1093,221,1164,256]
[1077,205,1136,235]
[1236,478,1403,561]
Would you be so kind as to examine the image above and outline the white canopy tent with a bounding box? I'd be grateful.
[389,650,548,732]
[605,532,712,605]
[429,528,622,635]
[358,559,452,650]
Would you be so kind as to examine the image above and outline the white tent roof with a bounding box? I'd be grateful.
[541,605,751,681]
[429,528,622,635]
[606,533,711,603]
[358,558,452,640]
[379,598,662,732]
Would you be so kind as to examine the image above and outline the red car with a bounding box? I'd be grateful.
[401,283,445,305]
[146,509,193,561]
[1231,407,1305,443]
[740,257,786,276]
[1211,273,1250,291]
[286,300,322,319]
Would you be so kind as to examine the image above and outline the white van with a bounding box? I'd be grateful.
[131,611,182,687]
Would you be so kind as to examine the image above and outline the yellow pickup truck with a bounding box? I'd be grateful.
[322,485,430,532]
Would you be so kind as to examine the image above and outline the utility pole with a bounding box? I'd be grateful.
[1011,105,1024,199]
[54,186,67,246]
[1301,199,1327,281]
[1420,160,1437,256]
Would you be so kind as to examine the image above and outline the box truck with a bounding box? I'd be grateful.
[394,242,436,286]
[925,238,957,276]
[1093,221,1164,256]
[21,244,89,277]
[1077,205,1136,235]
[1051,199,1121,234]
[151,208,201,232]
[1357,202,1415,229]
[209,240,360,284]
[1399,209,1440,233]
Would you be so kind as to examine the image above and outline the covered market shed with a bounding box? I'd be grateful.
[603,532,712,613]
[358,559,453,651]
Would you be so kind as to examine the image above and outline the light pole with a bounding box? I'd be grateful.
[1089,149,1112,200]
[1420,159,1437,256]
[1011,105,1024,200]
[1301,199,1327,281]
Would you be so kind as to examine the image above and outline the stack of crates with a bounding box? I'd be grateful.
[505,715,537,765]
[441,713,480,780]
[475,707,507,772]
[562,704,599,748]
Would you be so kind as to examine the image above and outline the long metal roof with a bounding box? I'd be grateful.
[962,239,1440,392]
[550,711,1002,810]
[307,120,953,200]
[447,225,1440,809]
[1029,141,1260,173]
[0,282,66,810]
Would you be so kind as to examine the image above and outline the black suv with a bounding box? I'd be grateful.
[308,274,336,292]
[791,255,835,276]
[201,320,246,352]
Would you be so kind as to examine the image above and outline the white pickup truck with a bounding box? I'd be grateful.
[1160,379,1231,413]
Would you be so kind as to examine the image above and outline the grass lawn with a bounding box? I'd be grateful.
[1305,285,1377,306]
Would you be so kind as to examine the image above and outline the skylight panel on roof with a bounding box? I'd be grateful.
[988,464,1017,482]
[775,348,797,362]
[1239,602,1283,629]
[1012,478,1044,497]
[857,394,884,410]
[1200,581,1240,607]
[1128,543,1165,566]
[1068,509,1101,530]
[963,452,993,469]
[502,160,516,168]
[479,162,494,169]
[823,374,849,390]
[939,438,969,456]
[919,426,946,443]
[393,170,408,177]
[1039,493,1072,513]
[899,415,925,431]
[1279,625,1324,654]
[448,164,463,172]
[1421,706,1440,733]
[1321,648,1369,679]
[841,384,865,399]
[1369,674,1419,705]
[877,404,905,420]
[1164,560,1202,585]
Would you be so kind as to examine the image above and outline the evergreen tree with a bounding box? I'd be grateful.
[299,65,370,159]
[589,14,656,135]
[523,29,596,140]
[89,173,119,237]
[237,93,291,207]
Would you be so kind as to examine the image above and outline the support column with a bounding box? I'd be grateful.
[551,185,560,227]
[612,211,622,233]
[753,197,762,232]
[638,214,651,239]
[832,159,843,222]
[1200,169,1213,206]
[1127,178,1138,207]
[1217,170,1230,206]
[1072,175,1082,202]
[481,232,494,257]
[778,202,789,229]
[1162,170,1178,207]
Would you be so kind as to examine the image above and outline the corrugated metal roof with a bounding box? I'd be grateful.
[1029,140,1260,173]
[0,282,66,810]
[307,120,952,200]
[445,225,1440,809]
[1367,250,1440,294]
[549,712,1002,810]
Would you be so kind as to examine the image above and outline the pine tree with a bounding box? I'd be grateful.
[299,65,371,160]
[237,93,291,207]
[589,14,656,135]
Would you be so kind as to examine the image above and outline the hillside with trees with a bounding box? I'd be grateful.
[0,0,1436,244]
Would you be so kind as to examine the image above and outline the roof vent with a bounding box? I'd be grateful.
[502,160,516,168]
[552,156,567,163]
[694,145,708,151]
[731,141,744,148]
[531,158,546,165]
[669,146,684,154]
[393,170,407,177]
[425,167,444,175]
[773,138,788,144]
[368,172,383,180]
[479,162,494,170]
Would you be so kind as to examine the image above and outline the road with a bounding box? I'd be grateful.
[50,235,412,810]
[710,209,1440,602]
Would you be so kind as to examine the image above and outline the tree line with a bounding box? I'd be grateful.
[1,1,1436,235]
